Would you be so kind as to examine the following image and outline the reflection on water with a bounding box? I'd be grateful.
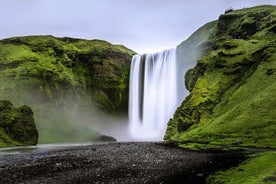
[0,142,98,156]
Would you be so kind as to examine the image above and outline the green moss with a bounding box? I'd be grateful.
[165,5,276,149]
[0,100,38,147]
[178,143,236,151]
[0,35,135,143]
[207,152,276,184]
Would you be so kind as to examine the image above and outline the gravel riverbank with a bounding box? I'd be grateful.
[0,142,247,184]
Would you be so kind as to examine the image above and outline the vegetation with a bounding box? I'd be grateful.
[0,35,135,143]
[165,5,276,184]
[0,100,38,147]
[165,5,276,149]
[207,152,276,184]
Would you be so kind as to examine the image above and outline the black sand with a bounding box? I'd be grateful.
[0,142,247,184]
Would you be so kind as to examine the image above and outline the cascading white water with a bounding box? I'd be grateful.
[129,49,183,140]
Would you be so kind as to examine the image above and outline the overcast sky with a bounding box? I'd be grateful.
[0,0,275,53]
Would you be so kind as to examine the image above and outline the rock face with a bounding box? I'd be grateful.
[0,35,135,143]
[165,5,276,148]
[0,100,38,147]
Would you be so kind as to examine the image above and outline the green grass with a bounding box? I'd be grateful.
[165,5,276,149]
[207,152,276,184]
[169,37,276,148]
[178,142,242,151]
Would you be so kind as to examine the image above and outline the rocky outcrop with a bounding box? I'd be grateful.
[165,5,276,149]
[0,100,38,147]
[96,135,117,142]
[0,36,135,143]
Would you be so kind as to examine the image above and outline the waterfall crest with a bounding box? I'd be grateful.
[129,49,182,140]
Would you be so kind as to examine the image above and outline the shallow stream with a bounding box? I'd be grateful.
[0,142,100,156]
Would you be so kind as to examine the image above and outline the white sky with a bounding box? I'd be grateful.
[0,0,275,53]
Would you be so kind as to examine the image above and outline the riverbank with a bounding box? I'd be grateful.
[0,142,247,184]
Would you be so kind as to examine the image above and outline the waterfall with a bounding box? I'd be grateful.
[129,49,184,140]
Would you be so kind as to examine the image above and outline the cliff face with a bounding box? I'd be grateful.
[165,5,276,148]
[0,100,38,147]
[175,20,218,102]
[0,36,135,143]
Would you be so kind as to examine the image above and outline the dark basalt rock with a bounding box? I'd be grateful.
[96,135,117,142]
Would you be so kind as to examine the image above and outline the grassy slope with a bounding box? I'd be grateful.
[165,5,276,149]
[176,20,217,69]
[0,35,135,143]
[207,152,276,184]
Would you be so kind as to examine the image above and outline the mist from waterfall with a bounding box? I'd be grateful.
[129,49,186,140]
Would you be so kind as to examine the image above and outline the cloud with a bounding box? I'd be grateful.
[0,0,275,53]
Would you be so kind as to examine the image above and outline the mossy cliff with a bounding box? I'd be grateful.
[0,35,135,143]
[165,5,276,149]
[0,100,38,147]
[175,20,218,101]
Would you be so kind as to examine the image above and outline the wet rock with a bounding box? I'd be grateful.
[96,135,117,142]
